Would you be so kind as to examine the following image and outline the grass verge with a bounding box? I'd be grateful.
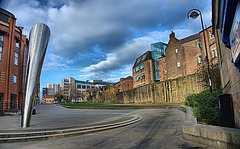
[61,102,183,108]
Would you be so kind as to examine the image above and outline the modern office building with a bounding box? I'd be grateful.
[46,83,60,95]
[62,77,113,101]
[151,42,167,81]
[0,8,28,115]
[132,51,154,88]
[42,87,55,103]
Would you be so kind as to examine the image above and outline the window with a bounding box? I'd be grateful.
[163,58,166,63]
[82,85,86,89]
[0,34,3,41]
[212,50,217,58]
[209,31,214,39]
[13,75,17,84]
[141,73,145,79]
[14,52,18,65]
[10,94,16,111]
[0,46,2,61]
[136,76,140,81]
[0,93,3,114]
[177,62,180,68]
[134,77,135,82]
[87,86,90,89]
[0,34,3,61]
[198,55,202,63]
[164,68,167,74]
[140,63,144,69]
[136,66,139,72]
[136,58,141,64]
[198,42,202,49]
[175,48,178,53]
[14,40,20,65]
[142,53,147,61]
[77,84,81,89]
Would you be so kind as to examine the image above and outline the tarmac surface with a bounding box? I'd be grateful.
[0,104,212,148]
[0,104,134,131]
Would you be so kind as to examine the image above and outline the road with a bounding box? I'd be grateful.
[0,105,211,149]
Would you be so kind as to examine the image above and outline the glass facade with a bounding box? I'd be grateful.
[151,42,167,81]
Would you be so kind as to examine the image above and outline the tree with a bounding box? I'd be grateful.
[197,60,221,90]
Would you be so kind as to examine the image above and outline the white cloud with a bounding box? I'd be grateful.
[2,0,213,83]
[81,36,155,73]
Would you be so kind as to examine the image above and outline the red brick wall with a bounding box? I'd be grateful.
[158,57,167,81]
[165,32,185,80]
[182,39,202,75]
[199,27,218,64]
[133,59,153,88]
[121,79,133,91]
[0,14,26,113]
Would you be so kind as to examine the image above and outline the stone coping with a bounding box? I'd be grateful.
[182,106,240,149]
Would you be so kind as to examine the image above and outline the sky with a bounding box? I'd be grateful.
[1,0,212,90]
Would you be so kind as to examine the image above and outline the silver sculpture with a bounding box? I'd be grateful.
[22,23,50,128]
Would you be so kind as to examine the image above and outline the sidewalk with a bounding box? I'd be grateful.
[0,104,135,132]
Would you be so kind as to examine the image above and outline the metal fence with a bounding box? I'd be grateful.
[0,101,18,115]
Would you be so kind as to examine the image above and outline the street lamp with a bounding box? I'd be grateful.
[187,9,212,93]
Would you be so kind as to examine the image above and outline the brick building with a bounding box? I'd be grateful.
[159,26,217,81]
[0,8,28,115]
[132,51,154,88]
[114,76,133,92]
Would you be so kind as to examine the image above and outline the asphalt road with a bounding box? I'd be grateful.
[0,105,212,149]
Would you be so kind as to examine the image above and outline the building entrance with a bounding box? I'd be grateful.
[0,93,3,115]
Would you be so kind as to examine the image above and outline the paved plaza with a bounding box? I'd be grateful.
[0,104,211,149]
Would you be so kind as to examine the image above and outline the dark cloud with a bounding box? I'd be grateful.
[1,0,212,82]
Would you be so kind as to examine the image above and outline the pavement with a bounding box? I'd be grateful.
[0,104,144,143]
[0,104,136,131]
[0,105,212,149]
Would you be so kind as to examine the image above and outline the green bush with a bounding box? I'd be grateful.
[185,89,221,125]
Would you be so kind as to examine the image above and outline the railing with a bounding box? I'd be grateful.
[1,101,18,113]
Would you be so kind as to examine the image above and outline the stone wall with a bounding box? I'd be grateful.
[84,73,206,104]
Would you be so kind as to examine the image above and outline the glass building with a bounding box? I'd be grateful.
[151,42,167,81]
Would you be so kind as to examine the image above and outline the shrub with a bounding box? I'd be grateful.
[185,89,221,125]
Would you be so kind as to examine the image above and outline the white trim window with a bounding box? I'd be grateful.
[164,68,167,74]
[198,55,202,64]
[177,62,180,68]
[13,75,17,84]
[212,50,217,58]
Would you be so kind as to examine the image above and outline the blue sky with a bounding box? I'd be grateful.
[1,0,212,90]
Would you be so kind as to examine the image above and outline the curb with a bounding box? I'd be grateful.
[181,106,240,149]
[0,114,142,143]
[61,104,185,110]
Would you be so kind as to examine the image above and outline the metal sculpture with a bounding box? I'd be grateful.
[22,23,50,128]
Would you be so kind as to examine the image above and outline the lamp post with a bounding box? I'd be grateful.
[187,9,212,93]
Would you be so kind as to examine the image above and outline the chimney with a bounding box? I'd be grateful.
[170,31,175,39]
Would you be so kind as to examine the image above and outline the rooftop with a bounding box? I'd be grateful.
[133,51,153,68]
[180,33,200,44]
[0,8,15,22]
